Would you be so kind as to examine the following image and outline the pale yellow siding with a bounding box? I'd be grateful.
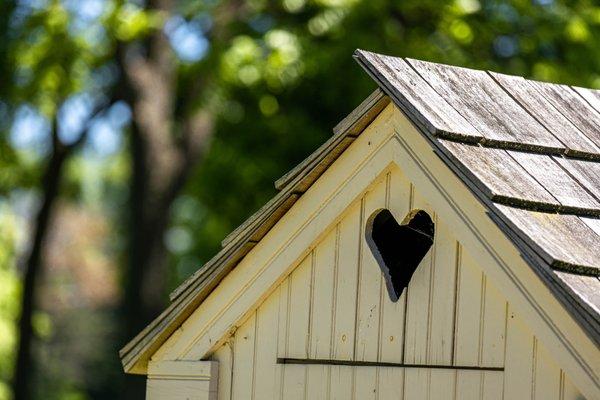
[211,169,586,400]
[146,360,218,400]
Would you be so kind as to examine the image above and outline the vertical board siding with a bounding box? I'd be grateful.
[354,177,386,399]
[454,248,484,367]
[403,189,435,365]
[480,279,507,368]
[309,229,336,359]
[209,171,585,400]
[332,202,361,361]
[355,178,386,362]
[533,339,561,400]
[504,305,535,399]
[214,342,233,400]
[428,218,459,365]
[230,314,256,400]
[252,291,280,400]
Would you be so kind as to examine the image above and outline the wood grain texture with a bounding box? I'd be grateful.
[490,72,600,157]
[495,205,600,273]
[529,79,600,148]
[508,150,600,212]
[407,58,563,150]
[553,157,600,201]
[555,271,600,315]
[440,140,558,206]
[572,86,600,114]
[354,50,483,140]
[581,216,600,237]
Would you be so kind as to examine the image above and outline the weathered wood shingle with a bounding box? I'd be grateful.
[406,58,564,151]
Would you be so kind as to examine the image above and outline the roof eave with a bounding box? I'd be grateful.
[119,89,391,375]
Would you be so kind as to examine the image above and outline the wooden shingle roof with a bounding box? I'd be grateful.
[120,51,600,373]
[355,49,600,341]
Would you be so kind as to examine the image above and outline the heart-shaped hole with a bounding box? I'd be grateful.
[366,209,435,302]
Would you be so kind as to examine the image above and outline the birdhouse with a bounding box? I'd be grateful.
[120,50,600,400]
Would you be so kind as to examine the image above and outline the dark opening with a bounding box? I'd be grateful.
[366,209,435,302]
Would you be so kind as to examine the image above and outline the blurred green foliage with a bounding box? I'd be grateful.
[0,208,20,400]
[1,0,599,398]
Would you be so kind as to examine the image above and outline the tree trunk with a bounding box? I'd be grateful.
[12,135,69,400]
[117,3,215,398]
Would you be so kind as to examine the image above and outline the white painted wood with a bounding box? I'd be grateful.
[429,369,455,400]
[276,277,289,359]
[204,171,587,400]
[353,368,378,400]
[481,371,503,400]
[286,255,312,359]
[377,367,404,399]
[453,247,483,366]
[147,360,217,378]
[306,365,329,400]
[355,179,386,362]
[404,189,435,364]
[281,364,305,400]
[282,256,312,399]
[481,277,507,368]
[403,369,429,399]
[213,343,233,400]
[146,360,218,400]
[252,292,279,400]
[455,370,482,399]
[332,203,361,361]
[534,339,561,400]
[275,278,289,398]
[428,218,458,365]
[354,179,386,399]
[561,371,584,400]
[146,379,216,400]
[329,366,353,400]
[230,314,256,400]
[309,229,336,359]
[503,306,534,399]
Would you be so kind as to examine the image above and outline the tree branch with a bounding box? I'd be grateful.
[11,102,107,399]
